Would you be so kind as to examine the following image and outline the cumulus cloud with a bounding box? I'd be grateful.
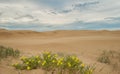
[0,0,120,31]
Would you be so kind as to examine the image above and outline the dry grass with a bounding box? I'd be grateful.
[0,45,20,61]
[97,50,120,73]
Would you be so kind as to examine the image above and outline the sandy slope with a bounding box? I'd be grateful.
[0,29,120,74]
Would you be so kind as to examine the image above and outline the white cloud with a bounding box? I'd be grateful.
[0,0,120,28]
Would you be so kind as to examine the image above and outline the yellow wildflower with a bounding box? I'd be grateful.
[35,56,39,58]
[90,69,93,73]
[75,58,79,62]
[59,57,64,61]
[42,61,46,66]
[54,54,58,57]
[57,61,62,66]
[71,56,76,60]
[27,66,31,70]
[81,63,85,67]
[48,54,51,58]
[38,60,41,63]
[44,51,50,54]
[26,62,29,65]
[60,62,63,65]
[32,60,34,62]
[68,62,71,67]
[20,56,26,60]
[52,60,55,63]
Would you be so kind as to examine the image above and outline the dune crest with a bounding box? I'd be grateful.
[0,29,120,38]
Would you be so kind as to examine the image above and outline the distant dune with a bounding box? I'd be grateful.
[0,29,120,74]
[0,29,120,38]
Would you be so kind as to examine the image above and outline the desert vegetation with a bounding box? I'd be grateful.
[0,45,20,61]
[97,50,120,73]
[12,52,95,74]
[0,45,95,74]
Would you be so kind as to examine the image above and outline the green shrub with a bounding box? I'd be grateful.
[0,45,20,60]
[12,52,95,74]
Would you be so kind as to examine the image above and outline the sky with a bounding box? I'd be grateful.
[0,0,120,31]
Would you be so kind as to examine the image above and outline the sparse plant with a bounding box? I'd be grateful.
[97,50,110,64]
[0,45,20,61]
[97,50,120,73]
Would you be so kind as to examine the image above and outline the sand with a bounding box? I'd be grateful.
[0,29,120,74]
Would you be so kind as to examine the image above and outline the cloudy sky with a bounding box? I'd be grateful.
[0,0,120,31]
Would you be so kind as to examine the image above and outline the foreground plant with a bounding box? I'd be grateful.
[41,52,58,74]
[12,52,95,74]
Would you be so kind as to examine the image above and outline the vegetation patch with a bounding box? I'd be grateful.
[97,50,120,72]
[97,50,111,64]
[0,45,20,61]
[12,52,95,74]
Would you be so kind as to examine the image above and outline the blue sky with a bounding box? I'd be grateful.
[0,0,120,31]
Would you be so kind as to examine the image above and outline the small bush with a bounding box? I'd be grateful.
[97,50,110,64]
[0,45,20,60]
[97,50,120,73]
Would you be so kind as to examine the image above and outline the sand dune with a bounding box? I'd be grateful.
[0,29,120,74]
[0,29,120,38]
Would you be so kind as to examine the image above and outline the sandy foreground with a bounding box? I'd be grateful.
[0,29,120,74]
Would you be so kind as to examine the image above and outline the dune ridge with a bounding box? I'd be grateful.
[0,29,120,38]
